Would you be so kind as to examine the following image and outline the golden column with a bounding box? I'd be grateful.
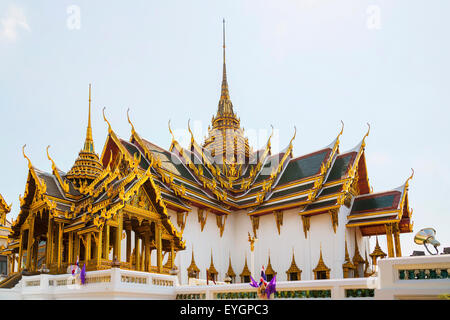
[96,229,103,267]
[18,232,23,272]
[74,233,79,263]
[103,225,110,259]
[86,233,92,264]
[170,240,175,269]
[68,232,74,265]
[26,214,35,270]
[11,254,15,273]
[135,233,140,270]
[32,237,39,271]
[52,226,58,265]
[385,223,395,258]
[45,217,53,267]
[126,229,131,263]
[114,211,123,262]
[144,233,151,272]
[156,221,162,273]
[57,223,63,271]
[393,223,402,257]
[140,241,145,271]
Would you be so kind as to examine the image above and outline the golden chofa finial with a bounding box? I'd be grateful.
[46,145,56,170]
[168,119,175,142]
[266,125,274,149]
[361,122,370,148]
[127,108,136,134]
[405,168,414,187]
[102,107,112,133]
[22,144,33,169]
[289,126,297,146]
[188,119,195,144]
[338,120,344,138]
[269,124,274,140]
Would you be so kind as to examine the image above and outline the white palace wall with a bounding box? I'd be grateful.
[166,196,370,285]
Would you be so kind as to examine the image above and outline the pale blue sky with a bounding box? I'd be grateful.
[1,0,449,256]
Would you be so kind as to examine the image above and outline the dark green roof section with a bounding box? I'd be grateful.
[253,196,309,212]
[270,183,314,199]
[277,150,330,186]
[303,199,337,211]
[326,153,354,182]
[319,184,343,197]
[351,192,401,214]
[236,197,257,206]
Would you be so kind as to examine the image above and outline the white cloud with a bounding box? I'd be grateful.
[0,5,30,41]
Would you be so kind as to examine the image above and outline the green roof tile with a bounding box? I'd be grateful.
[277,150,330,186]
[351,192,400,214]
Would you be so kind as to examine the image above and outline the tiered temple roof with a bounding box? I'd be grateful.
[7,87,186,257]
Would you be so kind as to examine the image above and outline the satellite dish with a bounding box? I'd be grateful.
[414,228,440,255]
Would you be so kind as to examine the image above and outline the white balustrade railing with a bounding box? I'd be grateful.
[175,277,377,300]
[1,254,448,300]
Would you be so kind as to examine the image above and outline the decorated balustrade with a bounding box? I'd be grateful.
[175,277,377,300]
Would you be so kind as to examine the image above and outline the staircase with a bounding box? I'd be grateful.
[0,272,22,289]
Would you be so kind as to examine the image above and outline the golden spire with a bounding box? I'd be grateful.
[220,18,230,102]
[286,248,302,276]
[239,254,251,280]
[83,84,94,153]
[313,244,331,278]
[66,85,104,188]
[203,20,250,165]
[369,236,387,263]
[352,233,365,265]
[187,246,200,277]
[208,249,218,275]
[217,18,233,115]
[342,234,355,272]
[226,253,236,278]
[265,250,276,277]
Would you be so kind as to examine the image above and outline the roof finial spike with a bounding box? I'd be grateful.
[88,83,92,125]
[22,144,32,169]
[218,18,231,104]
[362,122,370,147]
[168,120,175,143]
[222,18,226,60]
[127,108,136,134]
[84,84,94,152]
[339,120,344,137]
[405,168,414,187]
[289,126,297,146]
[102,107,112,133]
[46,145,56,169]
